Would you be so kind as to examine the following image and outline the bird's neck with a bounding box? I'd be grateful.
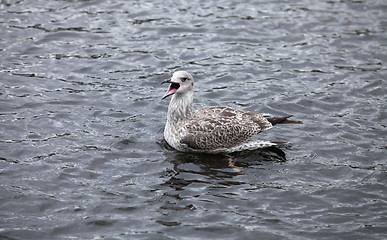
[167,91,195,123]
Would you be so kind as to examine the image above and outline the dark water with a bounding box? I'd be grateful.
[1,0,386,239]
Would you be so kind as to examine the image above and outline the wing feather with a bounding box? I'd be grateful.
[180,106,273,151]
[181,117,261,151]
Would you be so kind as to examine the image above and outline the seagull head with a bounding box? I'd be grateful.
[161,71,194,99]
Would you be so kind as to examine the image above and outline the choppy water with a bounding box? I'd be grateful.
[1,0,386,239]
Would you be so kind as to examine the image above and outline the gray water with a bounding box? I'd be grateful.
[1,0,386,239]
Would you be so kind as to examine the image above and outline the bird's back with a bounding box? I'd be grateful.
[180,106,273,152]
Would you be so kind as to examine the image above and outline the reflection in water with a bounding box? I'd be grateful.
[160,139,285,185]
[155,141,288,228]
[159,138,287,187]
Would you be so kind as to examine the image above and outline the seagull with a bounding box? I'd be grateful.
[161,71,303,154]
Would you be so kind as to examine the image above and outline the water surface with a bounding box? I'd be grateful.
[0,0,386,239]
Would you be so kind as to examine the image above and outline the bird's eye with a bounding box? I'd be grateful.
[181,77,188,82]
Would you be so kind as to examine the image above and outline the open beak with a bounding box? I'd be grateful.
[161,79,180,99]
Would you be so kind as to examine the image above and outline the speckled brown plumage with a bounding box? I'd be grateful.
[181,107,273,151]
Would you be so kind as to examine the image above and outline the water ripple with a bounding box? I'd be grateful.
[0,0,386,239]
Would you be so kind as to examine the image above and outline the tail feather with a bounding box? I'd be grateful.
[267,115,303,125]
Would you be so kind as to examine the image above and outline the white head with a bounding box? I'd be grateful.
[162,71,194,99]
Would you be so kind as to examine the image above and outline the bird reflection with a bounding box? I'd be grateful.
[157,139,287,191]
[155,139,287,226]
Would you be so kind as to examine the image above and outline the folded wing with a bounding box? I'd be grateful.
[180,106,273,151]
